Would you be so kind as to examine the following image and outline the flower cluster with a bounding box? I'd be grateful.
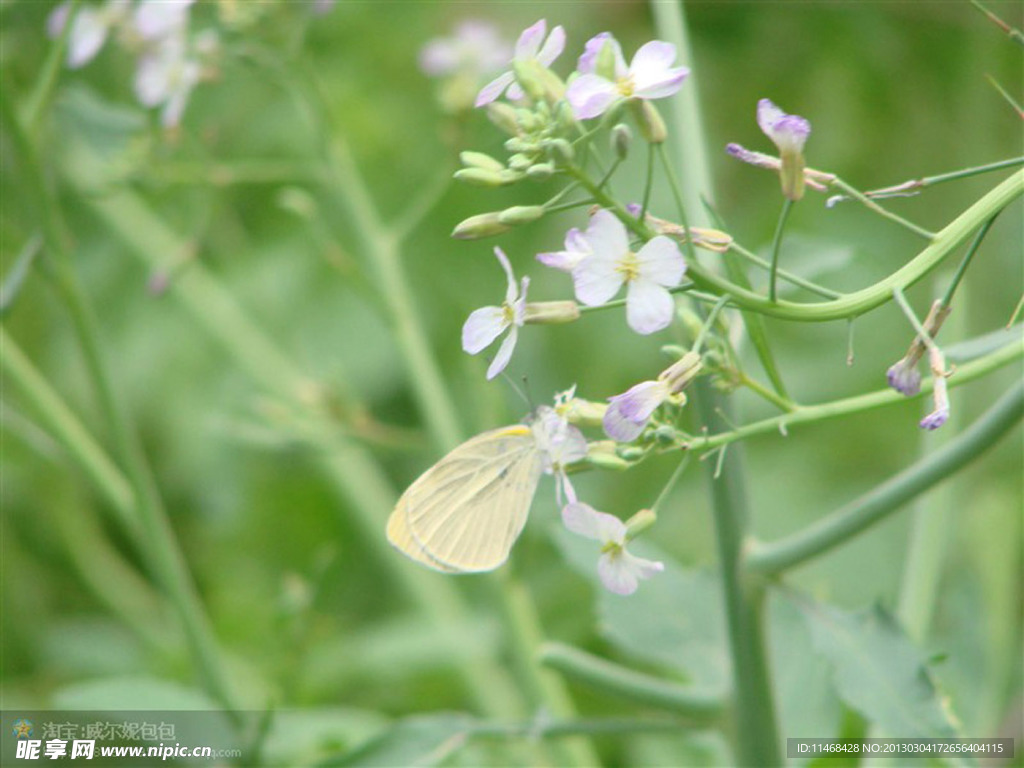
[48,0,214,127]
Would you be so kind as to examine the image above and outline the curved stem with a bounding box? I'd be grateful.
[539,642,724,722]
[748,380,1024,576]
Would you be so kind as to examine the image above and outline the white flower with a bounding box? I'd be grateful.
[461,248,529,380]
[134,33,201,128]
[532,406,588,505]
[565,209,685,335]
[536,225,592,272]
[48,0,131,69]
[419,20,511,79]
[603,380,669,442]
[475,19,565,107]
[562,502,664,595]
[567,33,688,120]
[133,0,195,42]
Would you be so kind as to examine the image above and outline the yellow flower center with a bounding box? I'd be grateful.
[616,74,636,98]
[502,302,516,325]
[615,251,640,282]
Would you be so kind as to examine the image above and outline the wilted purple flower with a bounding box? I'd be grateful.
[562,209,685,335]
[886,358,922,397]
[562,502,664,595]
[920,346,950,430]
[419,20,511,79]
[567,33,688,120]
[756,98,810,200]
[475,19,565,107]
[462,248,529,380]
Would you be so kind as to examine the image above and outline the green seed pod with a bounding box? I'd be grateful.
[611,123,632,160]
[632,100,667,144]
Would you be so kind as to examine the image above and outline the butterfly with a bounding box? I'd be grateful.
[386,406,586,573]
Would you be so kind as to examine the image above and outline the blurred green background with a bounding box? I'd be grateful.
[2,1,1021,765]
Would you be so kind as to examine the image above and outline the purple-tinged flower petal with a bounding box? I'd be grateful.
[629,41,688,99]
[757,98,810,155]
[486,325,518,379]
[577,32,612,74]
[586,209,630,261]
[566,73,619,120]
[514,19,547,59]
[636,236,685,287]
[603,380,667,441]
[536,23,566,66]
[462,306,508,354]
[475,70,516,106]
[725,143,781,170]
[598,549,664,595]
[626,279,674,335]
[537,228,590,271]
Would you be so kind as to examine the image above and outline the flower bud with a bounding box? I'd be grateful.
[497,205,546,226]
[611,123,632,160]
[594,38,618,80]
[460,151,505,172]
[452,212,511,240]
[453,168,518,187]
[586,441,632,470]
[545,138,574,165]
[779,149,806,201]
[631,100,667,144]
[486,102,520,135]
[559,397,607,427]
[526,163,555,181]
[505,137,539,154]
[625,508,657,539]
[508,153,533,171]
[524,300,580,324]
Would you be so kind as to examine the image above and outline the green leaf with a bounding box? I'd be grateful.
[944,325,1022,363]
[799,599,960,738]
[51,675,223,711]
[554,525,729,689]
[770,593,842,740]
[324,713,475,767]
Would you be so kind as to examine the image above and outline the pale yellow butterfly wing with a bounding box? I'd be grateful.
[386,425,544,573]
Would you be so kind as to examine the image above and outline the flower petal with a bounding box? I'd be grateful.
[609,380,667,422]
[626,279,675,335]
[491,247,517,303]
[587,209,630,261]
[629,41,689,99]
[572,255,622,306]
[475,70,515,107]
[67,7,108,68]
[576,32,612,74]
[598,549,664,595]
[537,24,566,66]
[566,74,618,120]
[537,227,591,271]
[462,306,507,354]
[562,502,626,543]
[47,2,71,39]
[486,325,518,379]
[514,19,546,59]
[602,400,648,442]
[636,236,685,287]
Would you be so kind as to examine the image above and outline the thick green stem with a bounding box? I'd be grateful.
[694,383,782,766]
[748,380,1024,576]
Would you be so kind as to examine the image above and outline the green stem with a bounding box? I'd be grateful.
[693,295,729,352]
[693,382,782,766]
[538,642,724,722]
[940,215,998,308]
[892,287,941,356]
[3,88,240,716]
[747,380,1024,576]
[0,327,136,532]
[768,198,794,302]
[641,142,656,219]
[829,177,936,240]
[850,157,1024,202]
[325,136,462,451]
[727,240,842,300]
[684,337,1021,453]
[739,373,797,413]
